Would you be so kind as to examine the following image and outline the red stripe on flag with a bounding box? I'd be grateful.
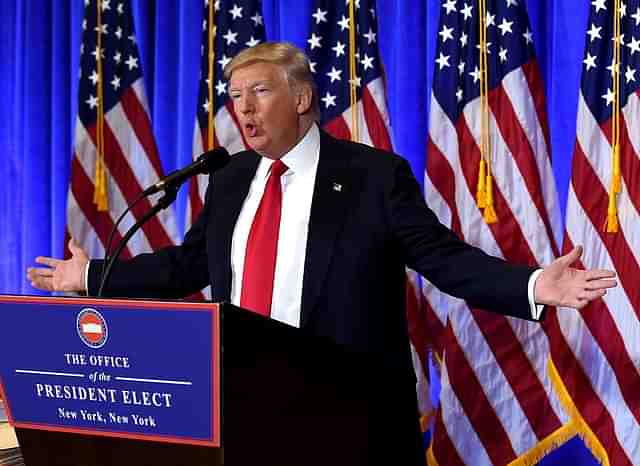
[362,86,392,151]
[572,146,640,315]
[491,84,560,257]
[119,87,164,177]
[619,116,640,216]
[323,115,352,141]
[432,406,466,466]
[471,309,561,438]
[545,287,634,466]
[456,117,562,437]
[426,137,463,237]
[456,117,539,266]
[70,156,133,260]
[444,320,517,465]
[422,294,447,356]
[86,124,174,251]
[406,275,430,371]
[569,149,640,425]
[521,62,552,159]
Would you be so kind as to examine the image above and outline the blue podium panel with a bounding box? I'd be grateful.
[0,295,220,447]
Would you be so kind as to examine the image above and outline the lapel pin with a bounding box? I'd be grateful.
[332,182,342,192]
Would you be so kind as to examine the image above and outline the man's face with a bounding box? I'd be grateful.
[229,62,309,159]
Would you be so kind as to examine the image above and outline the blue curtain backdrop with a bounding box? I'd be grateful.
[0,0,589,294]
[0,1,603,463]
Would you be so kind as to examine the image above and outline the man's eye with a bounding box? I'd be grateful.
[229,93,241,99]
[254,87,269,94]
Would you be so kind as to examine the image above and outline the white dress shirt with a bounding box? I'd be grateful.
[86,124,543,321]
[230,124,321,328]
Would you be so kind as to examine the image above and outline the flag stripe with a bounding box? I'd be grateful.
[69,156,133,260]
[572,145,640,319]
[445,318,517,464]
[520,62,552,162]
[431,399,466,466]
[439,341,499,465]
[426,138,463,236]
[564,169,640,419]
[454,113,565,442]
[87,122,175,250]
[362,83,392,150]
[491,80,560,258]
[121,83,164,177]
[546,303,634,466]
[323,115,352,141]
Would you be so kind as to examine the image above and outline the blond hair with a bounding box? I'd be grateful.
[224,42,320,120]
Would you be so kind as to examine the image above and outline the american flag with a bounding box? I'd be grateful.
[186,0,265,228]
[425,1,568,465]
[67,0,178,261]
[547,1,640,464]
[306,0,434,437]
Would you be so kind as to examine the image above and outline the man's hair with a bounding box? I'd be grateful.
[224,42,320,121]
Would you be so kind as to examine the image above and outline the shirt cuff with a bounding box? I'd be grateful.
[528,269,545,320]
[84,261,90,294]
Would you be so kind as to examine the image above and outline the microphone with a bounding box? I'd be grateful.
[142,147,230,196]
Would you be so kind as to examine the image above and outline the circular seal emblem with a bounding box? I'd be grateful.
[77,308,108,349]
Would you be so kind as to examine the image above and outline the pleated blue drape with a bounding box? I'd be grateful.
[0,1,588,293]
[0,2,605,463]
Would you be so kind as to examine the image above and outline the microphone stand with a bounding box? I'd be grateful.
[97,185,178,298]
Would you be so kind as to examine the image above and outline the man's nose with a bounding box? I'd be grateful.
[237,94,254,114]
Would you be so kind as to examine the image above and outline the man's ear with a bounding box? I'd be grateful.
[296,84,313,115]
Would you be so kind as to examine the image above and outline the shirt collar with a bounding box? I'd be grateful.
[256,123,320,180]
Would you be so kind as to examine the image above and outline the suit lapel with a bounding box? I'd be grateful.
[300,132,354,327]
[210,151,260,301]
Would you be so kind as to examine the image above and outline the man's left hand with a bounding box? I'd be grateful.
[535,246,617,309]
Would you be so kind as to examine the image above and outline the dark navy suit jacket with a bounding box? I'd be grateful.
[88,130,537,464]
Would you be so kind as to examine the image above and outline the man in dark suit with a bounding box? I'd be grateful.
[28,42,616,465]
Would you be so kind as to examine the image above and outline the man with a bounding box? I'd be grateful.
[28,42,616,465]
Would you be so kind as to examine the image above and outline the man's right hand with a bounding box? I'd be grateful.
[26,238,89,292]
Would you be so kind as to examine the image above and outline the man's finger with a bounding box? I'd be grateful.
[584,278,617,291]
[584,269,617,281]
[34,256,61,268]
[27,267,54,278]
[578,289,607,302]
[27,274,53,291]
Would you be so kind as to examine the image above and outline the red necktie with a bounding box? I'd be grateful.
[240,159,288,316]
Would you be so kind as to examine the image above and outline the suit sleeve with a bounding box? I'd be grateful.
[387,156,537,320]
[87,180,213,299]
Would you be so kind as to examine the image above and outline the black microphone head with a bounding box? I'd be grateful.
[196,147,231,175]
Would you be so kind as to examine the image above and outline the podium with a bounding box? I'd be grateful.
[9,303,395,466]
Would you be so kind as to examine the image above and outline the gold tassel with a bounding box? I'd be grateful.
[605,188,619,233]
[93,158,109,212]
[483,173,497,223]
[477,158,487,208]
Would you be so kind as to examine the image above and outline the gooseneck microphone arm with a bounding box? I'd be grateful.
[97,187,178,297]
[96,147,231,297]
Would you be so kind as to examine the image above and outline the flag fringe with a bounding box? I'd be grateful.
[426,442,440,466]
[547,357,611,466]
[507,422,577,466]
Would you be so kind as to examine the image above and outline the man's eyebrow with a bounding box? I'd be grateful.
[229,79,275,91]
